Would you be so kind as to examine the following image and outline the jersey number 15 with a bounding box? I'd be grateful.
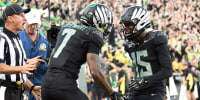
[131,50,153,78]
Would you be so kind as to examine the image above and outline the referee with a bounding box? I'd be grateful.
[0,4,43,100]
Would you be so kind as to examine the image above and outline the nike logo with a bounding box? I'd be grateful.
[144,40,148,43]
[151,93,157,96]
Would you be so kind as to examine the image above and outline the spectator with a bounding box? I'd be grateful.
[172,57,181,73]
[110,62,129,95]
[183,63,197,100]
[18,8,50,100]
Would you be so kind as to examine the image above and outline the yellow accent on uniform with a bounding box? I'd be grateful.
[115,51,121,61]
[172,60,179,70]
[189,75,194,90]
[107,52,113,61]
[12,0,18,3]
[120,54,126,64]
[179,63,184,71]
[120,75,126,94]
[115,51,126,64]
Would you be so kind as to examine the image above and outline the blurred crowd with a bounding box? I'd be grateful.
[0,0,200,99]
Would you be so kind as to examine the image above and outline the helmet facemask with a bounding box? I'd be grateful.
[119,6,151,41]
[96,23,113,39]
[80,4,113,39]
[121,18,144,40]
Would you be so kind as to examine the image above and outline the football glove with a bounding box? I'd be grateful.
[129,78,148,90]
[110,92,123,100]
[123,92,131,100]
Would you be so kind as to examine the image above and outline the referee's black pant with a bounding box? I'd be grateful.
[0,80,24,100]
[5,87,24,100]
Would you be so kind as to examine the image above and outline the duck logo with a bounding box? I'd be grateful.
[39,43,47,51]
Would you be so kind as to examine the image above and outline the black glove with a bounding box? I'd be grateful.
[123,92,131,100]
[110,92,123,100]
[129,78,148,90]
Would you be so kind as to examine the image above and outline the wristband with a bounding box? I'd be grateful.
[30,85,35,93]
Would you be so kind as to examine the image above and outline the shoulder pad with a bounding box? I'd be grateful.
[124,40,132,52]
[152,31,168,45]
[86,27,103,38]
[87,27,104,47]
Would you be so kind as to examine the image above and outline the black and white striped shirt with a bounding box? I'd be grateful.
[0,28,27,83]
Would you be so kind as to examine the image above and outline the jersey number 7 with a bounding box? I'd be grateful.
[53,28,76,58]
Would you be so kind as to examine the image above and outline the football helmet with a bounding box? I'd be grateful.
[119,6,151,40]
[80,4,113,38]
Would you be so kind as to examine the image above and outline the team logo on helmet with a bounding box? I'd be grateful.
[80,4,113,38]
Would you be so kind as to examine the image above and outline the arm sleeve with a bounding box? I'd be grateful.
[87,30,103,54]
[145,34,173,83]
[87,42,101,54]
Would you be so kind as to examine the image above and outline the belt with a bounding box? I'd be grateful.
[0,80,25,91]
